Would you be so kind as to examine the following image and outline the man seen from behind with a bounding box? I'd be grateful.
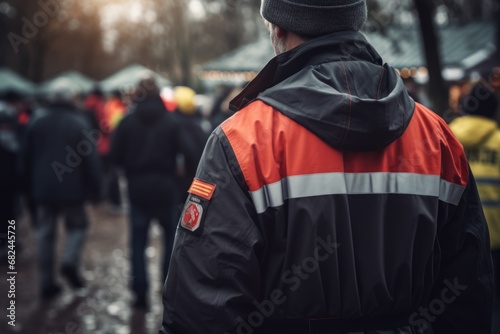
[160,1,494,333]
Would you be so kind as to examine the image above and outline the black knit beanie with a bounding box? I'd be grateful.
[261,0,367,37]
[461,82,499,119]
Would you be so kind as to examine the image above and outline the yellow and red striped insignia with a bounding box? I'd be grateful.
[188,179,216,200]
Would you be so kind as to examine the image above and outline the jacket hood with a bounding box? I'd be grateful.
[135,95,167,123]
[230,31,414,151]
[449,115,498,149]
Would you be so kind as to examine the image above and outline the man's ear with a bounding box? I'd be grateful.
[275,26,288,39]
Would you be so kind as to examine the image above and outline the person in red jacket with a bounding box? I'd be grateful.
[83,87,105,134]
[101,90,127,211]
[159,1,494,333]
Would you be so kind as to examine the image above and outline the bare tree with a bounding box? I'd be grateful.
[3,0,44,80]
[2,0,104,82]
[414,0,449,115]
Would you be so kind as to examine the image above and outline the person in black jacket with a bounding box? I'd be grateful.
[110,77,197,308]
[173,86,211,201]
[20,89,102,299]
[159,1,493,333]
[0,99,21,261]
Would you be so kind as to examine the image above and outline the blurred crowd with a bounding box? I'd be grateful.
[0,76,243,307]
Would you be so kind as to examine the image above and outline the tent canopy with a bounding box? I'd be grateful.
[201,21,496,82]
[38,71,96,95]
[100,64,171,93]
[0,68,36,95]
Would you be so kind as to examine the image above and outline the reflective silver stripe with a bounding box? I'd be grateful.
[344,173,439,196]
[250,172,466,214]
[440,178,466,206]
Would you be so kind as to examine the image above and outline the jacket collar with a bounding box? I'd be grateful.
[229,31,382,112]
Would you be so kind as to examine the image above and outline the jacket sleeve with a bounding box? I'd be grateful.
[18,114,40,195]
[80,120,102,203]
[109,117,126,167]
[159,127,263,334]
[430,169,494,333]
[174,117,205,176]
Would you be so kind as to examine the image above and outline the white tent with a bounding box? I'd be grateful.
[0,68,35,95]
[100,64,171,93]
[38,71,96,95]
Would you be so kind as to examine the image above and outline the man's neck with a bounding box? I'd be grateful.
[284,32,307,52]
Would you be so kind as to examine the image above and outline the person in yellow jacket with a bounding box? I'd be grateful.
[450,81,500,333]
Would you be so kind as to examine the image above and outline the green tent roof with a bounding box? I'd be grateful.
[202,21,496,81]
[0,68,35,95]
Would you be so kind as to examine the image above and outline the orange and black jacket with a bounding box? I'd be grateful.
[160,32,493,334]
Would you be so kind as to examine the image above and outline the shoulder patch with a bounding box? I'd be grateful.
[179,179,216,234]
[188,179,216,200]
[180,196,204,232]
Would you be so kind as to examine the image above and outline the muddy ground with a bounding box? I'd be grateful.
[1,202,169,334]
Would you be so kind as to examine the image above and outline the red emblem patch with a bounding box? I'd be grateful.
[181,201,203,232]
